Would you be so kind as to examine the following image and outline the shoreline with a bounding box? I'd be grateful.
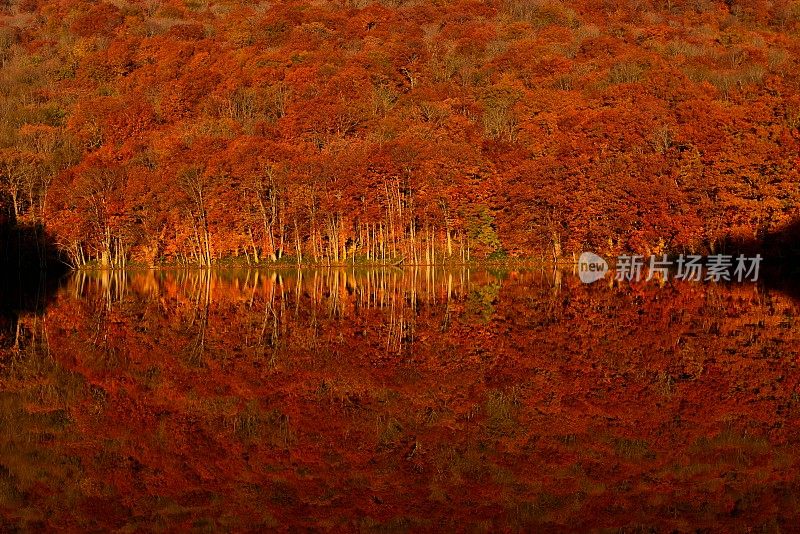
[70,258,576,272]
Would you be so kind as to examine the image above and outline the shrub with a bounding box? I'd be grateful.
[683,64,765,99]
[481,86,520,142]
[503,0,579,28]
[468,206,504,255]
[608,61,646,84]
[482,105,518,141]
[217,84,289,127]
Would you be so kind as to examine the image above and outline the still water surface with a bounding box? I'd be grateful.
[1,268,799,531]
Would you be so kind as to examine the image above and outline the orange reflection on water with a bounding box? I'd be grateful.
[1,268,799,531]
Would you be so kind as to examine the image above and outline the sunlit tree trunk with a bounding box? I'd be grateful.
[179,166,212,267]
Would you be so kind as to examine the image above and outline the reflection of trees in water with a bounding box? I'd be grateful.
[60,267,503,360]
[54,266,797,372]
[25,265,800,367]
[2,267,800,530]
[71,270,130,370]
[182,269,212,367]
[1,314,49,363]
[54,266,644,366]
[72,270,128,308]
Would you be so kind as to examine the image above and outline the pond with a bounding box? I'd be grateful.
[1,267,799,530]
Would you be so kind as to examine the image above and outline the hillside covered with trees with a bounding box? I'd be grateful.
[1,0,799,267]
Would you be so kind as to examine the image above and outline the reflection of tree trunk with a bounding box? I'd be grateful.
[186,270,211,365]
[259,285,280,367]
[552,266,562,290]
[9,314,49,358]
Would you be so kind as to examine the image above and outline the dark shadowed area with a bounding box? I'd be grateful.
[0,219,65,352]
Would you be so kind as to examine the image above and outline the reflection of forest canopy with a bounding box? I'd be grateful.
[1,269,799,529]
[0,0,798,267]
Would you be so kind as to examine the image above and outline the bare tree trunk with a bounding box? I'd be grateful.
[293,219,302,264]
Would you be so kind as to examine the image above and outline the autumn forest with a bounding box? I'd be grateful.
[1,0,799,268]
[3,1,800,530]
